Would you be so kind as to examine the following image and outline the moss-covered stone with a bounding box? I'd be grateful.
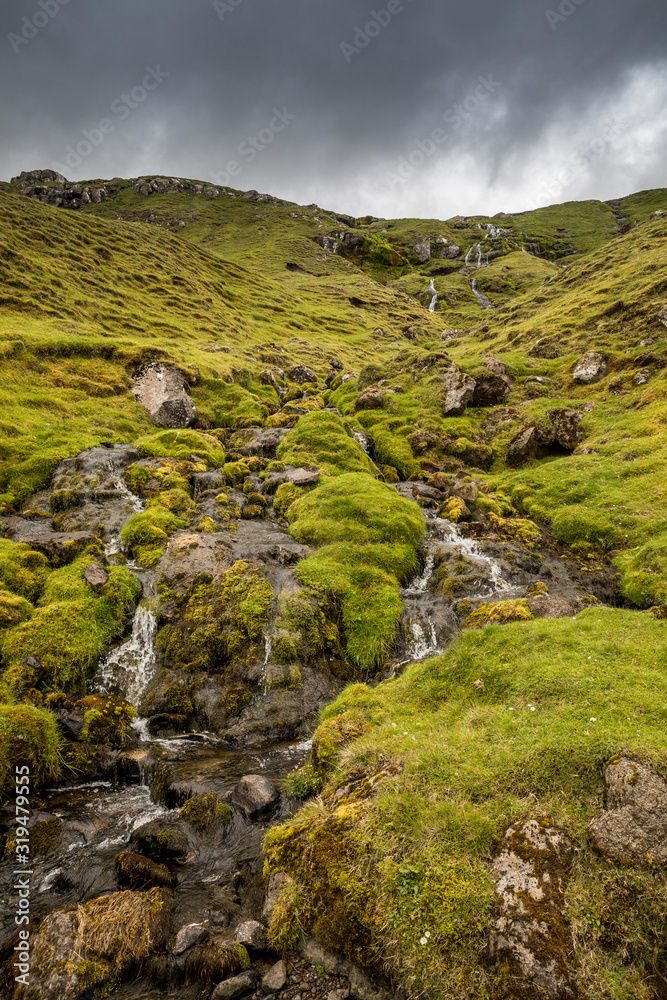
[75,694,137,743]
[0,703,62,797]
[114,850,175,890]
[462,598,533,629]
[4,816,63,858]
[0,539,50,603]
[179,791,231,831]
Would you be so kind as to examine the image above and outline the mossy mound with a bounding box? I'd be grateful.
[264,608,667,1000]
[0,590,33,632]
[0,540,50,602]
[288,473,424,669]
[183,941,250,989]
[4,816,63,859]
[114,850,175,890]
[462,598,534,629]
[136,429,225,466]
[75,694,137,744]
[0,703,62,797]
[161,561,273,674]
[121,505,188,568]
[276,410,375,476]
[179,792,231,832]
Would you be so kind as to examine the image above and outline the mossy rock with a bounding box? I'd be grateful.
[161,682,194,717]
[196,516,218,533]
[223,685,251,717]
[75,694,137,744]
[147,487,195,516]
[462,598,533,629]
[0,589,33,631]
[283,760,323,799]
[274,482,304,518]
[4,816,63,859]
[440,496,469,524]
[162,561,273,673]
[0,539,50,602]
[382,465,400,483]
[241,503,264,520]
[265,661,302,691]
[121,506,188,568]
[131,821,189,860]
[272,628,301,664]
[184,941,250,988]
[0,704,62,797]
[179,791,231,832]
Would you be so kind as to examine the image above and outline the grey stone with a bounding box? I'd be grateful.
[262,960,287,993]
[284,467,320,486]
[298,938,392,1000]
[526,595,575,619]
[355,389,385,411]
[287,364,316,384]
[589,757,667,865]
[658,304,667,328]
[451,479,478,503]
[549,409,584,450]
[174,922,209,957]
[262,871,288,923]
[211,971,260,1000]
[413,240,431,263]
[132,362,196,428]
[507,426,538,466]
[489,817,576,999]
[83,561,109,590]
[231,774,279,819]
[235,919,267,950]
[441,372,476,416]
[634,368,651,385]
[572,351,608,384]
[403,325,418,340]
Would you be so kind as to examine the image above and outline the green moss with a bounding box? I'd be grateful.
[162,561,273,673]
[0,703,62,796]
[273,481,305,518]
[0,590,33,632]
[146,487,194,516]
[223,459,251,487]
[552,505,620,549]
[213,383,267,428]
[121,506,187,568]
[265,662,302,690]
[136,429,225,466]
[223,685,251,717]
[76,694,137,743]
[0,540,50,602]
[283,760,324,799]
[276,410,374,476]
[462,598,533,629]
[179,791,231,831]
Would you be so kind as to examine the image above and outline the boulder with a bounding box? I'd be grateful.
[24,888,174,1000]
[658,304,667,328]
[354,389,386,411]
[412,483,444,502]
[259,368,284,391]
[634,368,651,385]
[549,409,584,450]
[451,479,478,503]
[589,758,667,865]
[83,560,109,590]
[11,168,67,185]
[441,372,476,416]
[526,595,575,619]
[328,358,344,370]
[212,971,261,1000]
[234,919,267,950]
[231,775,279,820]
[471,373,511,407]
[435,236,461,258]
[129,820,190,860]
[286,364,316,384]
[174,923,209,966]
[413,241,431,263]
[489,817,576,999]
[228,427,289,457]
[262,960,288,993]
[132,363,196,428]
[572,351,608,385]
[507,426,538,466]
[403,326,418,340]
[484,356,509,377]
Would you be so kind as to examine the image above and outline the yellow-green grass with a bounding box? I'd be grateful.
[276,411,377,477]
[267,607,667,999]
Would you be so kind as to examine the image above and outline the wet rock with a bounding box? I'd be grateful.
[489,817,576,999]
[451,479,479,503]
[23,887,174,1000]
[526,595,575,619]
[57,704,85,739]
[472,373,511,407]
[114,850,176,890]
[130,820,190,861]
[441,372,476,416]
[231,774,279,820]
[412,483,444,502]
[287,364,316,384]
[550,409,584,450]
[589,757,667,864]
[83,560,109,590]
[211,970,260,1000]
[234,919,267,950]
[1,527,96,566]
[131,362,197,428]
[228,427,289,457]
[262,959,288,993]
[507,426,538,466]
[174,922,209,959]
[572,351,608,385]
[262,871,288,922]
[298,938,392,1000]
[159,533,234,595]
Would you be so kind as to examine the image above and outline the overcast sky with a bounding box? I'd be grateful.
[1,0,666,218]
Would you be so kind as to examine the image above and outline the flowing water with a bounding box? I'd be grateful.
[93,604,160,706]
[425,278,439,312]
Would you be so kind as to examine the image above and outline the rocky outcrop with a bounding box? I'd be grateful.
[287,364,317,384]
[489,817,577,999]
[549,409,584,450]
[572,351,608,384]
[507,410,585,465]
[589,757,667,864]
[442,372,476,416]
[507,426,539,466]
[131,363,197,428]
[472,373,511,407]
[529,338,563,359]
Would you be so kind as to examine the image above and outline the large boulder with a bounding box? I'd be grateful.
[286,364,316,384]
[18,888,174,1000]
[354,389,385,411]
[549,409,584,450]
[507,426,538,466]
[442,373,476,416]
[231,775,279,820]
[572,351,608,385]
[132,363,196,428]
[589,758,667,865]
[489,818,577,999]
[471,373,511,407]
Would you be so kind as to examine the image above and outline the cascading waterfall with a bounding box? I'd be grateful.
[261,634,273,693]
[426,278,439,312]
[93,604,159,707]
[353,430,371,454]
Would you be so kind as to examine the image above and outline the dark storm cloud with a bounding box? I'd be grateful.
[1,0,666,217]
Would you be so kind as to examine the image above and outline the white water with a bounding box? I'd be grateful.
[261,634,273,693]
[94,605,158,707]
[439,519,511,599]
[106,460,144,513]
[354,430,371,454]
[426,278,439,312]
[403,551,436,597]
[470,277,495,311]
[407,618,439,659]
